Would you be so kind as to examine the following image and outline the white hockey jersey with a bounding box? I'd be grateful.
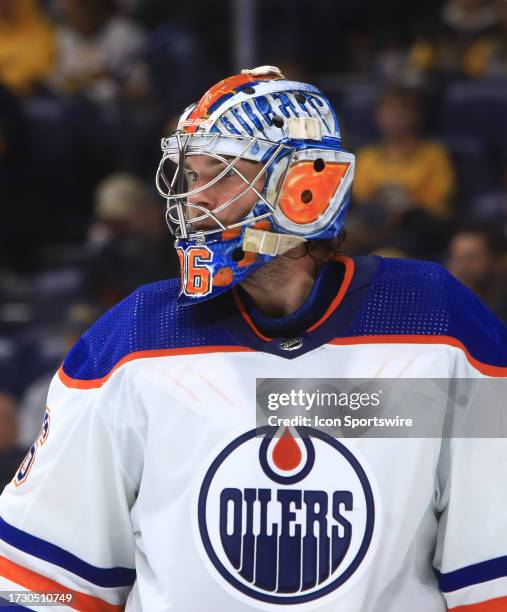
[0,255,506,612]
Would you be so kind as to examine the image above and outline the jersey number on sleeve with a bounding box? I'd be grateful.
[14,406,50,487]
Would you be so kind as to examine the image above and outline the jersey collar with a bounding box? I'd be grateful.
[212,255,378,359]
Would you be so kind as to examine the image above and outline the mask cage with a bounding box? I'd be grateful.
[156,132,293,241]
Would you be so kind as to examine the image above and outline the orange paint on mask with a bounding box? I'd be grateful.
[252,220,272,231]
[221,227,242,241]
[214,267,234,286]
[184,75,255,133]
[237,251,258,267]
[184,72,281,133]
[278,161,350,224]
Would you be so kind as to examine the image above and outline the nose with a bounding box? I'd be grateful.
[187,179,218,210]
[187,193,215,217]
[186,177,220,223]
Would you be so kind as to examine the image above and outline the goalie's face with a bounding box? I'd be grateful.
[183,155,265,231]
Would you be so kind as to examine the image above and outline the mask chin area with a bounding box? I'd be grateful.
[175,227,275,306]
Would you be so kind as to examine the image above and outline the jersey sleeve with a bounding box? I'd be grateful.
[434,436,507,611]
[433,290,507,611]
[0,369,138,611]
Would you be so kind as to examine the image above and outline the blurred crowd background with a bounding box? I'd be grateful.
[1,0,507,482]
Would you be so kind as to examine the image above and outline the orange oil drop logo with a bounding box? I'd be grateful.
[272,427,302,471]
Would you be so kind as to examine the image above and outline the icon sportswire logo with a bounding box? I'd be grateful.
[196,426,382,607]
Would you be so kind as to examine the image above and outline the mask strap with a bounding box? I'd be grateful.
[242,228,306,256]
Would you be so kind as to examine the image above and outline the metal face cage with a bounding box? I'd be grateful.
[155,132,292,241]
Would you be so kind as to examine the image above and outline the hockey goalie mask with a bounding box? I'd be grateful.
[156,66,355,305]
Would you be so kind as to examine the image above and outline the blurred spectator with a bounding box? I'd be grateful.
[409,0,500,79]
[0,392,25,488]
[86,173,179,309]
[0,0,55,95]
[352,86,455,255]
[17,302,99,448]
[50,0,147,102]
[446,224,507,321]
[464,0,507,77]
[354,87,455,217]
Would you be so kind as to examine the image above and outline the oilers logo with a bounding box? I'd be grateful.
[197,426,381,608]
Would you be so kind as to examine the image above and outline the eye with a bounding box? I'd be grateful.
[223,167,237,178]
[185,170,198,184]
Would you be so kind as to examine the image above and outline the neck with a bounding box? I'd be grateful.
[239,246,322,318]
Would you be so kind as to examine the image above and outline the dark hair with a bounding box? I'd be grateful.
[307,230,348,261]
[283,231,347,262]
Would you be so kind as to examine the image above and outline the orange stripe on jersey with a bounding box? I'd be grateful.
[306,256,354,332]
[58,345,255,389]
[449,596,507,611]
[0,555,123,612]
[327,335,507,377]
[232,287,271,342]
